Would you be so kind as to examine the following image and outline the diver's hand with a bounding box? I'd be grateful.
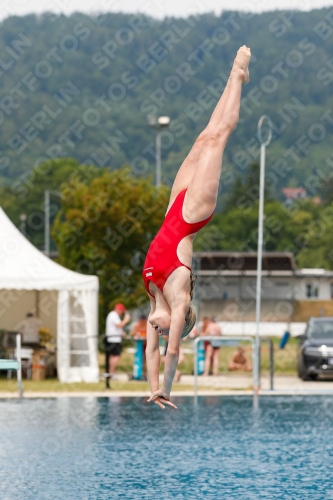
[147,390,177,410]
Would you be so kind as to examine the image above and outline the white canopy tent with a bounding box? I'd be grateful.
[0,207,99,383]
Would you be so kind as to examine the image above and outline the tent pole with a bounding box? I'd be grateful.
[45,190,50,258]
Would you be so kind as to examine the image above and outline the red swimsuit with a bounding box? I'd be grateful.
[142,189,213,297]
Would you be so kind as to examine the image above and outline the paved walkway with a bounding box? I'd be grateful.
[178,374,333,391]
[2,374,333,398]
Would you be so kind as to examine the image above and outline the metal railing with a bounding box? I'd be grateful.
[0,333,23,398]
[259,337,274,391]
[193,336,255,402]
[15,333,23,398]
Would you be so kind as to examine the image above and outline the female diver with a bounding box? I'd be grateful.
[143,46,251,409]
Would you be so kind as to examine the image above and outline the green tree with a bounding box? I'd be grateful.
[223,162,272,213]
[0,158,101,249]
[53,168,169,331]
[1,10,333,194]
[194,198,318,262]
[297,202,333,270]
[320,172,333,205]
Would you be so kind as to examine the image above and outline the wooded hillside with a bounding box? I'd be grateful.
[1,9,333,195]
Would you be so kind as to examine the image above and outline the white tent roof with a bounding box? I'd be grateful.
[0,207,98,291]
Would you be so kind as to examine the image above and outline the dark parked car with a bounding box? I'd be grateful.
[297,317,333,380]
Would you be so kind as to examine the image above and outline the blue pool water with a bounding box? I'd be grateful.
[1,396,333,499]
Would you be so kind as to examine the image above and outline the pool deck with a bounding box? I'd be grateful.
[2,374,333,398]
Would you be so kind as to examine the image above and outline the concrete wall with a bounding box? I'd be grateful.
[198,276,294,301]
[293,300,333,322]
[199,299,293,322]
[294,277,332,300]
[198,275,333,301]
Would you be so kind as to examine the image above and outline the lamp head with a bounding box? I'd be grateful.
[157,116,170,128]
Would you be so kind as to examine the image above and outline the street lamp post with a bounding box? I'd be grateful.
[156,130,162,188]
[147,115,170,187]
[254,115,273,394]
[44,189,62,258]
[19,213,27,237]
[45,190,50,257]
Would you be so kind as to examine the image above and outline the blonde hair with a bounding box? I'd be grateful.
[181,270,197,339]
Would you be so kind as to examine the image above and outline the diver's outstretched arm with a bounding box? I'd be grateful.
[147,302,187,408]
[146,322,160,393]
[155,302,187,396]
[146,320,178,409]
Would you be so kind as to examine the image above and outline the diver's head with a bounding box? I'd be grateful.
[149,307,171,336]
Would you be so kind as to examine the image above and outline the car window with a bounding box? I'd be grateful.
[307,321,333,339]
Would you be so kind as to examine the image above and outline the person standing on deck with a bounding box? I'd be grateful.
[105,303,130,387]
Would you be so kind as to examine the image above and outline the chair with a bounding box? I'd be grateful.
[14,347,33,379]
[0,359,22,397]
[2,331,17,350]
[0,359,20,370]
[1,331,32,379]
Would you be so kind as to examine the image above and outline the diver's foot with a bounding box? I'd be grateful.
[232,45,251,84]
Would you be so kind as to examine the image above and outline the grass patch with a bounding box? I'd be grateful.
[108,337,299,377]
[179,337,298,376]
[260,337,298,375]
[0,337,299,393]
[0,378,196,393]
